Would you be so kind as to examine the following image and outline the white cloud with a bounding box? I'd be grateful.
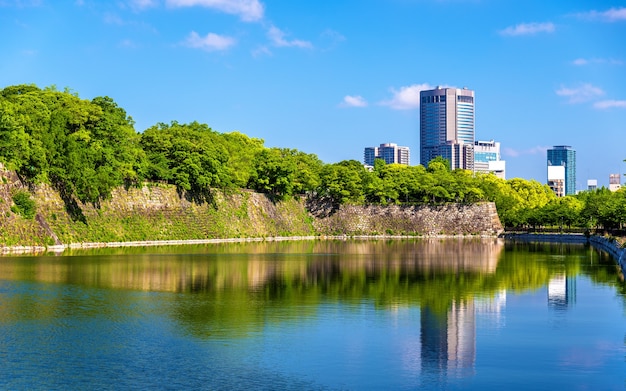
[340,95,367,108]
[183,31,236,51]
[503,146,548,158]
[499,22,555,36]
[576,7,626,22]
[572,57,623,66]
[593,100,626,109]
[267,25,312,48]
[555,83,604,104]
[166,0,264,22]
[380,83,434,110]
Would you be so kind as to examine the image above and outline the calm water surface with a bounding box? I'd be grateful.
[0,239,624,390]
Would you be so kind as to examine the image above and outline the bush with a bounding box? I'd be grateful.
[11,190,36,219]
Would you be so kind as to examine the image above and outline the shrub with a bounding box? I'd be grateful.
[11,190,36,219]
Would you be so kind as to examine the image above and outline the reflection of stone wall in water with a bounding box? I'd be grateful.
[0,240,504,293]
[303,239,504,274]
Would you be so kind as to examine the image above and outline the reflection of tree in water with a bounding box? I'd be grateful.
[1,239,624,339]
[169,239,506,339]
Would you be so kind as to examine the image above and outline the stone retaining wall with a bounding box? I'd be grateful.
[313,203,503,236]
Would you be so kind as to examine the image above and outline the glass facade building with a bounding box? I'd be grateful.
[547,146,576,196]
[364,143,410,166]
[420,87,475,170]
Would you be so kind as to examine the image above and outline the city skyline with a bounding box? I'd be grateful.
[1,1,624,188]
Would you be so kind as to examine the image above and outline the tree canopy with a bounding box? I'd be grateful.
[0,83,623,232]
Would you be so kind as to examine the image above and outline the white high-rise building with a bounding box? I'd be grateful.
[474,140,506,179]
[587,179,598,191]
[609,173,621,192]
[548,165,566,197]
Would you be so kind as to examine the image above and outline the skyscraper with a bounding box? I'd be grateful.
[363,143,410,166]
[420,87,475,170]
[547,146,576,196]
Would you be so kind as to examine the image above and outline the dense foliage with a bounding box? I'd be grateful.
[0,84,623,231]
[10,190,36,219]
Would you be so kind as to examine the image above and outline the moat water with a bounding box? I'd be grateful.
[0,239,624,390]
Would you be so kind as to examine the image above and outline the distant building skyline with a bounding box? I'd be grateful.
[609,173,621,192]
[419,87,475,170]
[364,143,410,166]
[587,179,598,191]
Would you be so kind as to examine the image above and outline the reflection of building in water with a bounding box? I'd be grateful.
[548,274,576,309]
[421,300,475,377]
[475,290,506,314]
[475,289,507,327]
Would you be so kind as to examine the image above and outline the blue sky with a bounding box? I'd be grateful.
[1,0,625,189]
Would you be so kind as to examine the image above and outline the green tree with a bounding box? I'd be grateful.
[141,121,230,201]
[221,131,265,188]
[0,85,145,204]
[248,148,296,199]
[319,160,367,205]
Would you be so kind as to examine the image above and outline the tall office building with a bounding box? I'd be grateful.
[364,143,410,166]
[420,87,475,170]
[547,146,576,196]
[474,140,506,179]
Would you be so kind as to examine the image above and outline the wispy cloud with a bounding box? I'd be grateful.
[499,22,555,36]
[103,12,157,33]
[593,100,626,109]
[267,25,312,48]
[572,57,623,66]
[182,31,236,51]
[575,7,626,22]
[0,0,43,6]
[104,12,126,25]
[118,39,138,48]
[555,83,604,104]
[320,29,345,50]
[166,0,264,22]
[380,83,434,110]
[251,45,271,57]
[340,95,367,108]
[128,0,158,10]
[503,146,548,158]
